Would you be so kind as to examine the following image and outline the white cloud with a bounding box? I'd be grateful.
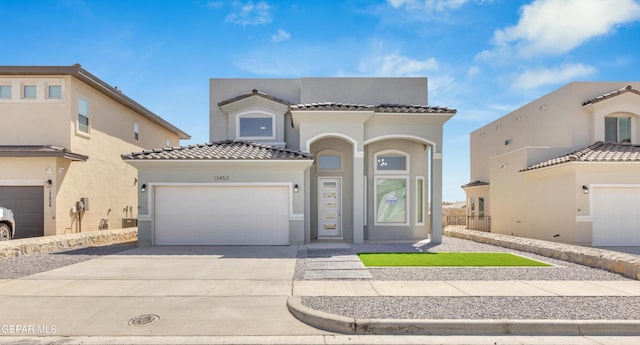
[466,66,481,78]
[225,1,271,26]
[387,0,470,12]
[206,1,224,8]
[511,63,597,90]
[361,52,439,76]
[271,29,291,43]
[492,0,640,58]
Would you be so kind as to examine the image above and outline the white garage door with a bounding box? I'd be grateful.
[592,187,640,246]
[154,185,290,245]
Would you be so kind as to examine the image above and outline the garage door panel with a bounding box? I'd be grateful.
[0,186,44,239]
[593,188,640,246]
[154,186,290,245]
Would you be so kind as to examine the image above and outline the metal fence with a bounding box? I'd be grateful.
[445,215,491,232]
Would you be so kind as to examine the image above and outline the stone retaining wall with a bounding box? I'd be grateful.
[0,228,137,258]
[444,227,640,280]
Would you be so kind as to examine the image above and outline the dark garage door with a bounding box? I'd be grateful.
[0,186,44,239]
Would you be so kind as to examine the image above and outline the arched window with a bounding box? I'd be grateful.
[374,150,409,225]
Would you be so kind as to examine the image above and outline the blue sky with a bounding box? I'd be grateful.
[2,0,640,201]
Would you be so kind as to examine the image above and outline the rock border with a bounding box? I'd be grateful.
[444,227,640,280]
[0,228,138,258]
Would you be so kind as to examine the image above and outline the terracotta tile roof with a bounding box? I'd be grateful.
[218,89,291,107]
[461,180,489,188]
[582,85,640,106]
[375,104,456,114]
[122,140,312,161]
[290,102,375,111]
[520,141,640,172]
[290,102,456,113]
[0,145,88,161]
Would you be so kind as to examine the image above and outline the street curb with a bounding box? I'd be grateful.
[287,296,640,336]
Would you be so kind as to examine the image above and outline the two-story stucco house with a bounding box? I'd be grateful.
[124,77,455,246]
[0,65,189,239]
[463,82,640,247]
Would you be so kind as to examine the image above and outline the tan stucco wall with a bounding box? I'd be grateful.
[0,74,182,237]
[0,76,72,147]
[467,82,640,245]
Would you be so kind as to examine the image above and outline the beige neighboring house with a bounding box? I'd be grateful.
[124,77,455,246]
[463,82,640,247]
[0,65,189,239]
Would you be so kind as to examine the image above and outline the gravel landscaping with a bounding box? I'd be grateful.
[0,242,137,279]
[298,236,640,320]
[301,296,640,320]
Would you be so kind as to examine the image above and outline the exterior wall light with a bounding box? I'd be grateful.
[141,184,147,193]
[582,185,589,194]
[294,184,299,193]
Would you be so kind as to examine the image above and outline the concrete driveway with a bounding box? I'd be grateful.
[0,245,324,336]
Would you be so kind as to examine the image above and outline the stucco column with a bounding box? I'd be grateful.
[304,166,311,244]
[430,152,443,243]
[353,151,365,243]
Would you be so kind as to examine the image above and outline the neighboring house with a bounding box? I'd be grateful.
[463,82,640,246]
[0,65,189,238]
[124,78,455,246]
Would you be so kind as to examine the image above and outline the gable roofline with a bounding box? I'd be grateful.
[218,89,292,107]
[582,85,640,106]
[0,65,190,140]
[520,141,640,172]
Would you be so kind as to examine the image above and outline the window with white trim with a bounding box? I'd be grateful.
[22,84,36,99]
[134,123,139,141]
[318,154,342,171]
[375,150,408,173]
[374,150,410,225]
[78,97,89,134]
[376,177,408,224]
[605,116,631,143]
[47,85,62,99]
[0,85,10,99]
[238,114,274,139]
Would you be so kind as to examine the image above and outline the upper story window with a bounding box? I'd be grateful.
[0,85,10,99]
[165,138,172,147]
[78,97,90,134]
[47,85,62,99]
[605,116,631,143]
[375,150,409,173]
[133,123,140,141]
[238,113,275,139]
[22,85,36,99]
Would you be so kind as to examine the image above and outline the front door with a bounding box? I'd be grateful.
[318,178,341,237]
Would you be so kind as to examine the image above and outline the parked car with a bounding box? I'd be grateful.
[0,206,15,241]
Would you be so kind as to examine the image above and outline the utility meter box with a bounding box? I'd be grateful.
[81,197,89,211]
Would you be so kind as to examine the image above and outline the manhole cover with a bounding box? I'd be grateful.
[128,314,160,326]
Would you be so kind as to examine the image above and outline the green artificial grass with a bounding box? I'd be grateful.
[358,252,551,267]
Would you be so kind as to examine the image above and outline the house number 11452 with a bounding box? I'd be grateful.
[214,176,229,181]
